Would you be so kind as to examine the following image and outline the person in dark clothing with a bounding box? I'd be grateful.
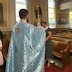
[42,22,53,67]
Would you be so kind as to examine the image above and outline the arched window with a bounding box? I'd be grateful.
[15,0,27,22]
[48,0,56,28]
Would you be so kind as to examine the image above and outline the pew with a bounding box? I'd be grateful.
[51,37,71,68]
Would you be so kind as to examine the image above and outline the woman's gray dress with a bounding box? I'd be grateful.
[45,28,53,60]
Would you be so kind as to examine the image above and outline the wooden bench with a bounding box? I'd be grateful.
[51,37,70,68]
[2,34,11,61]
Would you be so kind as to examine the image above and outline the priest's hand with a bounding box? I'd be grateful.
[37,18,41,23]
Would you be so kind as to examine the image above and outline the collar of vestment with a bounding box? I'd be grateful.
[22,19,27,23]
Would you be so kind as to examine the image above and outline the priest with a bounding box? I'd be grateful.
[6,9,46,72]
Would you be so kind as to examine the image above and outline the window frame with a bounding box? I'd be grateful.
[48,0,56,28]
[15,0,27,23]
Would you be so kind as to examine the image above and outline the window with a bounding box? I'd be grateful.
[69,10,72,28]
[48,0,56,28]
[15,0,27,22]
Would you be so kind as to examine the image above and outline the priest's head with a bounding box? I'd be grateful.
[19,9,29,21]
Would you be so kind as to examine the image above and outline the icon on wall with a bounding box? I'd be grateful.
[34,4,42,19]
[58,12,69,24]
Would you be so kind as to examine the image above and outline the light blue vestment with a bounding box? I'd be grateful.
[6,21,46,72]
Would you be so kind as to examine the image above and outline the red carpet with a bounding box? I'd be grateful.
[44,64,62,72]
[44,64,72,72]
[63,66,72,72]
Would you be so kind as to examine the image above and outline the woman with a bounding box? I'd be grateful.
[42,22,53,67]
[0,31,4,72]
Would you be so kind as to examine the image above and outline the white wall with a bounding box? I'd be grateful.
[60,1,72,10]
[28,0,48,24]
[8,0,16,31]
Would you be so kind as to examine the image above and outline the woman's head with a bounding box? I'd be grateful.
[42,22,48,28]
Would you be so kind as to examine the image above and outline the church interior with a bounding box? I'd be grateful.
[0,0,72,72]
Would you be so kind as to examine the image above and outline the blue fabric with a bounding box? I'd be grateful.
[6,21,46,72]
